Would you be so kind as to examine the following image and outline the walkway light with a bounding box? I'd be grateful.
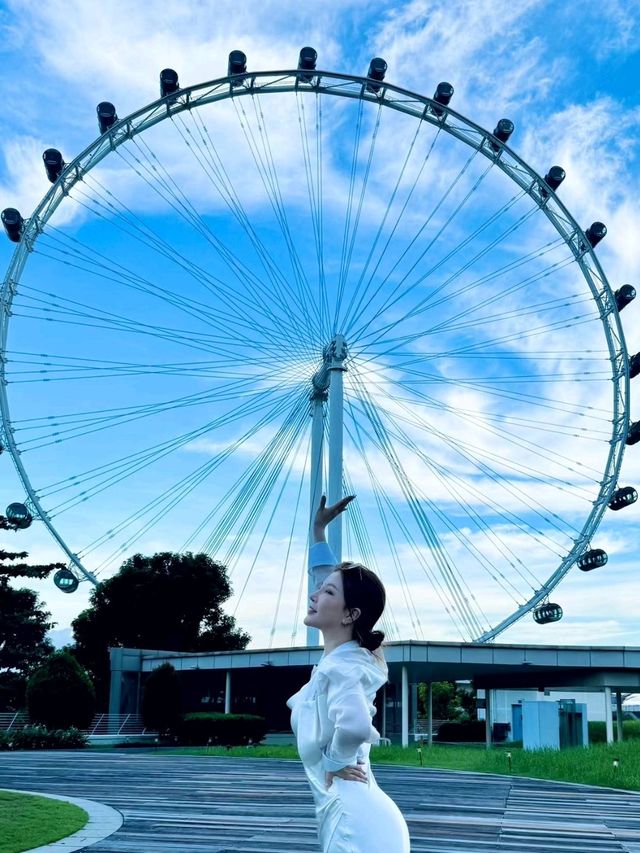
[432,82,454,117]
[585,221,606,248]
[533,602,563,624]
[608,486,638,511]
[615,284,636,312]
[160,69,179,97]
[1,208,23,242]
[366,58,387,93]
[489,119,514,152]
[5,502,32,529]
[43,149,65,183]
[577,548,608,571]
[97,102,118,133]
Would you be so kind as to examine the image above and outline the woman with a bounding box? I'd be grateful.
[286,496,411,852]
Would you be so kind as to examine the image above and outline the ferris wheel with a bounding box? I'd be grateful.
[1,49,638,646]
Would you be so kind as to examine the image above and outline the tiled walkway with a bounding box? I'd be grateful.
[1,751,639,852]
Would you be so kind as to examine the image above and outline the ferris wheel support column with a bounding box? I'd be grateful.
[307,375,328,648]
[327,335,348,562]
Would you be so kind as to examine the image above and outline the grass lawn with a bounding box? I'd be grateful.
[124,737,640,793]
[0,790,88,853]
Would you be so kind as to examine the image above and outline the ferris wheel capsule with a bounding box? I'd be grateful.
[489,118,514,152]
[432,82,454,117]
[608,486,638,510]
[228,50,247,78]
[615,284,636,312]
[577,548,608,571]
[585,221,607,248]
[366,58,387,94]
[5,502,33,528]
[42,149,65,183]
[533,602,563,624]
[97,102,118,133]
[629,353,640,379]
[53,568,80,594]
[298,47,317,83]
[626,422,640,446]
[540,166,566,199]
[160,69,179,98]
[1,208,23,242]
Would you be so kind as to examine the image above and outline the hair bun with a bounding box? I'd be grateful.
[358,628,385,652]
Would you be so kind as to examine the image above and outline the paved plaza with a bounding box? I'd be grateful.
[1,751,639,852]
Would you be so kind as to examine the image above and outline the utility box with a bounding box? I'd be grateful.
[521,699,588,750]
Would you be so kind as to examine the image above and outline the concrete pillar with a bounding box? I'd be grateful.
[427,682,433,747]
[401,665,409,748]
[225,670,232,715]
[382,684,387,739]
[604,687,613,744]
[615,691,624,743]
[485,688,492,749]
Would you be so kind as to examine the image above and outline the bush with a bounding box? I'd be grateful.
[26,651,95,730]
[589,720,640,743]
[0,725,88,750]
[177,712,267,746]
[435,721,486,742]
[141,663,181,734]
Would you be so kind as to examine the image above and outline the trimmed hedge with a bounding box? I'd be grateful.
[176,712,267,746]
[0,725,88,750]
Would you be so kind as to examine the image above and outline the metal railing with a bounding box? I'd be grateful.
[0,712,150,735]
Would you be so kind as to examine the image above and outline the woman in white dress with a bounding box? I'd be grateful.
[286,496,411,853]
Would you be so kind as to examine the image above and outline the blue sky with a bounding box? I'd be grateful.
[1,0,639,653]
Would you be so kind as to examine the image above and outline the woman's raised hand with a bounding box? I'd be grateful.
[313,495,355,537]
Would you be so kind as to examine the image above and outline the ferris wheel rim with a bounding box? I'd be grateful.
[0,64,631,641]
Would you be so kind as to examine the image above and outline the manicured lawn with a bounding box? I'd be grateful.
[124,737,640,792]
[0,790,88,853]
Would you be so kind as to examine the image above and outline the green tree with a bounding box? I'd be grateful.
[26,650,95,729]
[418,681,473,720]
[0,514,65,711]
[141,662,181,734]
[72,551,251,709]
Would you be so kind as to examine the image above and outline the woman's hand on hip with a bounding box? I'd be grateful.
[325,758,367,789]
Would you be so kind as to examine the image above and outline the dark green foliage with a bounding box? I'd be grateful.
[177,712,267,746]
[26,651,95,729]
[435,721,486,742]
[418,681,474,721]
[141,663,181,733]
[0,725,88,750]
[71,551,251,708]
[589,720,640,742]
[0,514,64,711]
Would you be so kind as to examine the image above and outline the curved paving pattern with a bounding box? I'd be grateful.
[1,751,639,852]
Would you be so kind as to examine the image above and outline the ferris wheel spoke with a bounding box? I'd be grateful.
[170,109,320,346]
[81,389,309,572]
[77,170,314,352]
[229,95,322,342]
[360,370,601,508]
[351,375,489,639]
[347,399,537,609]
[38,384,304,507]
[344,149,492,339]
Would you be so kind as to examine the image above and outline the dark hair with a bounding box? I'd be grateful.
[337,561,386,652]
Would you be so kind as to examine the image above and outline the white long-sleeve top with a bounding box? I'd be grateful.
[287,542,388,774]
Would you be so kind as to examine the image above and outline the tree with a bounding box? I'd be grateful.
[72,551,251,708]
[141,662,181,734]
[26,650,95,729]
[418,681,472,721]
[0,514,65,711]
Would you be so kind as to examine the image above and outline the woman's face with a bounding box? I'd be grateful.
[305,570,359,630]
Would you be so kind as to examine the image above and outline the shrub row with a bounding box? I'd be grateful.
[174,712,268,746]
[0,725,88,750]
